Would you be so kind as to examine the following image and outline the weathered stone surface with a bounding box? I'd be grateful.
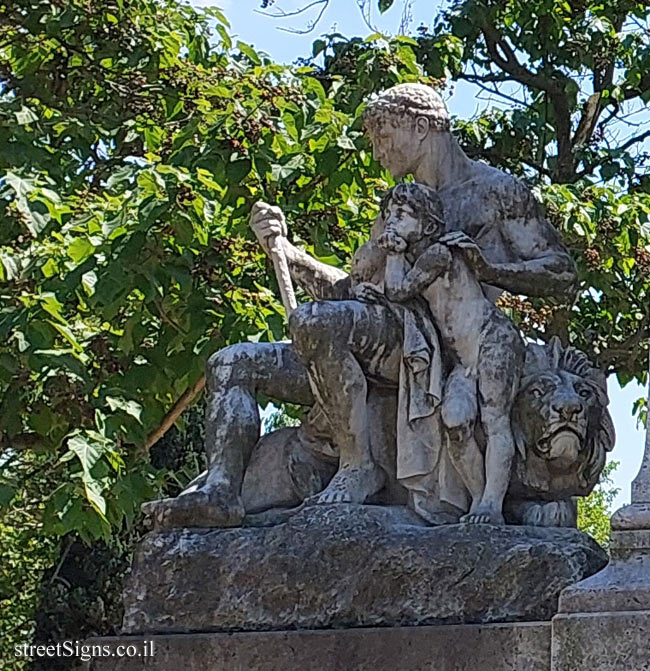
[87,622,551,671]
[123,504,606,634]
[550,371,650,671]
[559,529,650,614]
[551,610,650,671]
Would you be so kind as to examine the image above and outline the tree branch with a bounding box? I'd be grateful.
[575,129,650,179]
[460,72,515,84]
[617,129,650,154]
[572,12,624,155]
[573,92,604,150]
[257,0,329,19]
[472,77,528,108]
[258,0,330,34]
[480,22,559,93]
[140,375,206,455]
[480,20,574,181]
[600,322,650,373]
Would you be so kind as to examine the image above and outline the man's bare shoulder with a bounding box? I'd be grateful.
[438,161,569,259]
[440,162,536,212]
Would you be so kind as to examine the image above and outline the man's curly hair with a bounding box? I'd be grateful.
[363,83,450,134]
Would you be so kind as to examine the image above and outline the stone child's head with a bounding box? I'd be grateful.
[380,183,445,248]
[363,83,450,179]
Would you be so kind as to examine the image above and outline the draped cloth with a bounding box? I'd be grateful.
[388,301,444,505]
[392,300,471,520]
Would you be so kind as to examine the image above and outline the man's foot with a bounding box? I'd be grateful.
[142,486,245,530]
[460,504,505,525]
[305,463,385,505]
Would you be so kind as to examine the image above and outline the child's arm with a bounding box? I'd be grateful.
[380,235,452,302]
[384,251,415,302]
[350,240,386,286]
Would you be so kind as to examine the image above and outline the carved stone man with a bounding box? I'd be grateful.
[146,83,577,529]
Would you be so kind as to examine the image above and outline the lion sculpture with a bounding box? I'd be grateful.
[504,337,615,527]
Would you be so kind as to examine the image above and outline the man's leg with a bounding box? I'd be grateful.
[146,342,313,528]
[290,300,401,504]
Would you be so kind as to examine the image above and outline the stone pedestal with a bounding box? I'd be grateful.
[122,504,606,635]
[87,500,612,670]
[551,363,650,670]
[87,622,551,671]
[551,611,650,671]
[551,522,650,671]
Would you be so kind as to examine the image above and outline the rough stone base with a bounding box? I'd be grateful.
[551,610,650,671]
[123,504,606,633]
[87,622,551,671]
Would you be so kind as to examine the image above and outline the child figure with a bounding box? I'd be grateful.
[372,182,525,524]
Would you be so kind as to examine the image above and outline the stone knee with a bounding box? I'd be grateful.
[444,420,475,459]
[441,367,478,450]
[289,302,345,362]
[442,399,477,450]
[206,343,260,391]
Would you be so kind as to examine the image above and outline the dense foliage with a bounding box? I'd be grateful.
[0,0,396,546]
[577,462,620,548]
[1,0,645,663]
[0,2,422,661]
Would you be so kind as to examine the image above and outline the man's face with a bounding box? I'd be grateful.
[368,117,423,179]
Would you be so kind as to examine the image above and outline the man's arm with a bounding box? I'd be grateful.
[479,250,577,299]
[250,202,349,300]
[443,211,577,299]
[283,241,350,300]
[486,190,577,298]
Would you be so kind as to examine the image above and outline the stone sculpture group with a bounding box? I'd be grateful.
[144,83,614,532]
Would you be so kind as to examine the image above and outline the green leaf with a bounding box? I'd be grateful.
[378,0,395,13]
[15,106,38,125]
[303,76,326,103]
[196,168,222,191]
[41,257,58,278]
[84,477,107,517]
[237,41,261,65]
[337,136,356,150]
[66,432,105,473]
[0,483,15,507]
[216,23,232,49]
[67,237,95,265]
[65,431,113,516]
[226,158,252,183]
[203,199,216,224]
[0,251,19,280]
[312,39,327,58]
[4,172,50,236]
[39,293,65,323]
[47,320,83,352]
[106,396,143,423]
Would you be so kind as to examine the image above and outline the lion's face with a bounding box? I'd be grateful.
[514,370,599,469]
[510,342,615,498]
